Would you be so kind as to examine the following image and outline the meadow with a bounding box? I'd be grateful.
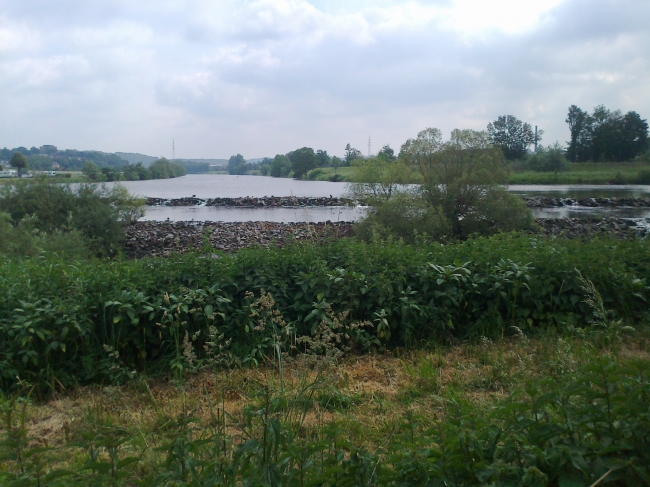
[313,162,650,185]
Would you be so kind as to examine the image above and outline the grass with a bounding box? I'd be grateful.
[2,327,649,485]
[0,172,86,185]
[509,161,650,185]
[309,161,650,185]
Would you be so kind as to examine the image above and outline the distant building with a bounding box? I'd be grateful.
[0,169,18,178]
[51,162,61,169]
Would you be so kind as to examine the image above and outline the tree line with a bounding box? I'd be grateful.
[0,145,125,171]
[225,106,648,182]
[82,158,186,182]
[227,143,394,181]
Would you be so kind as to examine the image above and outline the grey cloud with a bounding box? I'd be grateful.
[1,0,649,157]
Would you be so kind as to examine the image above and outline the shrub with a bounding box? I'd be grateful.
[525,143,568,172]
[635,169,650,184]
[1,235,649,390]
[354,193,450,244]
[306,168,324,180]
[0,179,144,256]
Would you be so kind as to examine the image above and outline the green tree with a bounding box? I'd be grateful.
[422,128,533,238]
[82,161,102,181]
[316,149,331,167]
[149,158,186,179]
[348,157,412,200]
[289,147,317,179]
[270,154,292,177]
[487,115,540,160]
[10,152,28,177]
[377,144,396,162]
[101,166,122,182]
[398,127,443,167]
[566,105,648,162]
[228,154,247,175]
[566,105,593,162]
[356,128,533,243]
[344,144,362,165]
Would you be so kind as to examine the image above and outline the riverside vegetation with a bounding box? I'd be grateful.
[1,236,650,485]
[1,150,650,484]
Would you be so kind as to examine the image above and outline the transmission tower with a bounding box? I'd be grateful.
[172,139,175,160]
[368,135,371,157]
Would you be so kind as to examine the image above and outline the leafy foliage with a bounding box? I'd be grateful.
[1,235,649,390]
[361,128,533,241]
[566,104,649,162]
[0,180,144,256]
[487,115,540,160]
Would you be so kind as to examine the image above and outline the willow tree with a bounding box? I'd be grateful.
[354,128,533,243]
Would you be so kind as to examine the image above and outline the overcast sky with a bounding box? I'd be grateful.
[1,0,649,159]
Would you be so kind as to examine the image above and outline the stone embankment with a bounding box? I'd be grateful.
[123,221,353,258]
[145,196,349,207]
[522,196,650,208]
[123,218,649,258]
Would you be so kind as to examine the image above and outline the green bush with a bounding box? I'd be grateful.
[1,235,649,390]
[0,180,144,256]
[354,194,451,244]
[353,129,534,241]
[525,143,568,172]
[635,169,650,184]
[306,168,324,180]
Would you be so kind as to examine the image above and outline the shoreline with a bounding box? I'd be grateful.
[123,217,650,258]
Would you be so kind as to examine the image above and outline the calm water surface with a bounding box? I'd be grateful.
[100,175,650,222]
[142,205,368,223]
[108,175,350,198]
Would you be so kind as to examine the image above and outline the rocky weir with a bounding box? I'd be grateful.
[145,195,650,210]
[120,195,650,258]
[145,196,350,207]
[521,196,650,208]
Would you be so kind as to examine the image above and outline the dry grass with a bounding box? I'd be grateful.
[12,331,649,454]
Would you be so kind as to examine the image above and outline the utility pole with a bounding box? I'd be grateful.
[534,126,538,152]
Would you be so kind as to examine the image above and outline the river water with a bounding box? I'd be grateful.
[101,175,650,222]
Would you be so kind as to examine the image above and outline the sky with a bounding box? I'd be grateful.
[1,0,649,159]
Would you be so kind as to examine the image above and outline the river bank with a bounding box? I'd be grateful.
[123,217,649,257]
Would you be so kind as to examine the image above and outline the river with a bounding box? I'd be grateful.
[102,175,650,222]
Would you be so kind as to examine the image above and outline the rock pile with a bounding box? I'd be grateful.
[123,218,649,258]
[522,196,650,208]
[145,196,350,207]
[533,217,650,240]
[123,221,354,258]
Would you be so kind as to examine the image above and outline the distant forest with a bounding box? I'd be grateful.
[0,146,219,174]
